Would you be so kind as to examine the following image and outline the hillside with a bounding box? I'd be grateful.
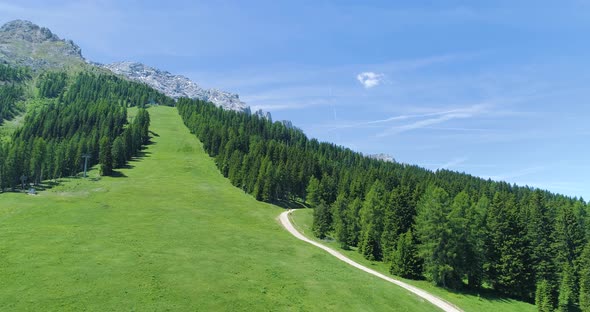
[1,18,589,312]
[0,20,84,70]
[0,106,439,311]
[289,208,536,312]
[177,97,590,308]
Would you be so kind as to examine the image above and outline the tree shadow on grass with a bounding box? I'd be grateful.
[134,150,152,160]
[272,199,309,209]
[110,170,127,178]
[121,163,135,169]
[445,286,531,304]
[1,180,59,194]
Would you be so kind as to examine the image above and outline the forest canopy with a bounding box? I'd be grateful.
[0,67,166,190]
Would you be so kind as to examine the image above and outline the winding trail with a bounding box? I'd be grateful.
[279,209,463,312]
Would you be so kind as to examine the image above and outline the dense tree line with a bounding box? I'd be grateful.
[0,64,30,123]
[178,98,590,310]
[0,85,24,124]
[37,71,68,98]
[0,64,31,82]
[63,73,175,108]
[0,71,156,190]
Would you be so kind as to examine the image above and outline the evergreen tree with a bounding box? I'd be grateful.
[558,263,577,312]
[447,191,473,288]
[527,190,556,284]
[346,197,363,247]
[485,192,534,299]
[466,195,488,288]
[536,279,554,312]
[359,180,386,260]
[332,193,352,249]
[99,136,113,176]
[415,185,457,288]
[555,203,586,270]
[30,138,46,185]
[318,173,337,205]
[312,201,331,239]
[111,136,126,168]
[580,244,590,312]
[306,176,321,207]
[390,229,422,279]
[381,185,415,262]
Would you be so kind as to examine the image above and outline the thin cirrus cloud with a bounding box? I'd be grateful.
[439,156,469,170]
[376,103,490,137]
[356,72,384,88]
[325,103,491,135]
[483,166,546,181]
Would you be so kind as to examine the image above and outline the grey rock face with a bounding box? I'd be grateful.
[103,61,248,112]
[0,20,84,70]
[368,153,396,163]
[1,20,60,44]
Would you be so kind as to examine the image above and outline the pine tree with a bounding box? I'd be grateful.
[485,192,534,299]
[390,229,422,279]
[580,244,590,312]
[261,161,275,202]
[111,136,126,168]
[332,193,351,249]
[466,195,488,288]
[558,263,577,312]
[306,176,321,207]
[535,279,554,312]
[347,197,363,247]
[360,223,381,261]
[381,186,415,262]
[318,173,337,205]
[312,201,331,239]
[527,190,556,284]
[555,203,586,269]
[30,138,46,185]
[359,180,386,260]
[415,185,456,287]
[447,191,473,288]
[99,136,113,176]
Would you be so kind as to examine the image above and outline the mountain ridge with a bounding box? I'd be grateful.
[102,61,248,112]
[0,19,248,112]
[0,19,84,69]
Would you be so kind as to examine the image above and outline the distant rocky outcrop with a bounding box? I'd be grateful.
[368,153,396,163]
[103,62,248,112]
[0,20,84,70]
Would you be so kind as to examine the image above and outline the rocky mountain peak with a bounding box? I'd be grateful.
[0,20,84,69]
[103,61,249,112]
[0,20,60,43]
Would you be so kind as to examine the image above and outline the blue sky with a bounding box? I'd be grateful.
[2,0,590,199]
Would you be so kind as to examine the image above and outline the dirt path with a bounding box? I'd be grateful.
[279,209,463,312]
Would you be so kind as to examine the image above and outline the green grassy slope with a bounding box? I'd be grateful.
[0,113,23,143]
[0,106,439,311]
[290,208,537,312]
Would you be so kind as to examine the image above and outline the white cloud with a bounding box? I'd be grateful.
[356,72,384,88]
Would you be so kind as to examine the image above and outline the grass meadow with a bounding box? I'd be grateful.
[0,106,440,311]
